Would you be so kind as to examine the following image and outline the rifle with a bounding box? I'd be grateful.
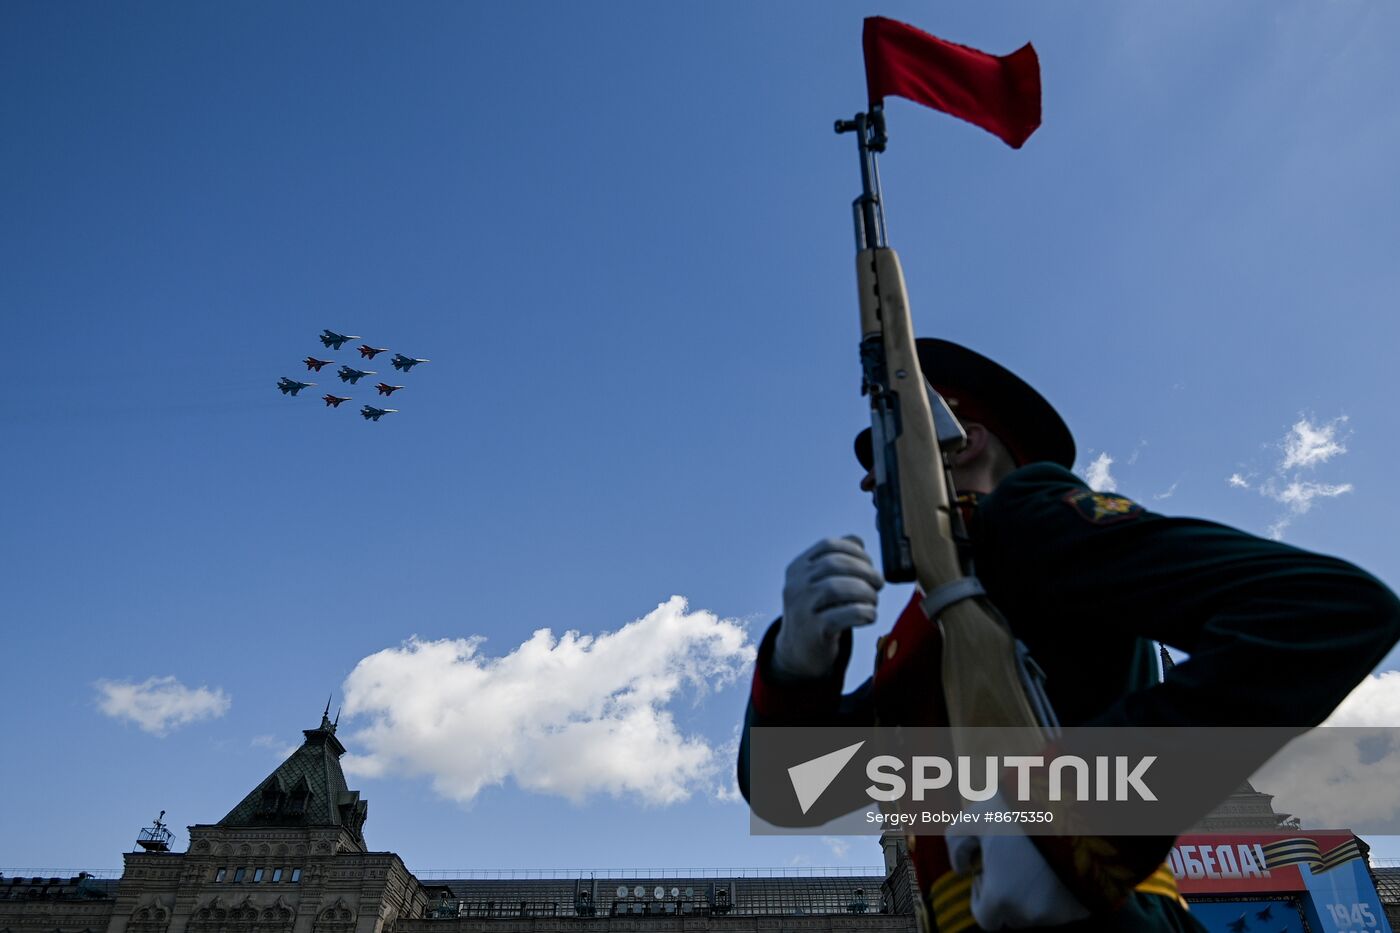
[835,108,1055,750]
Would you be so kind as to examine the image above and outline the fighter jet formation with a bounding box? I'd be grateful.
[360,405,398,421]
[1223,908,1288,933]
[319,330,360,350]
[337,365,375,385]
[277,377,316,396]
[278,330,432,422]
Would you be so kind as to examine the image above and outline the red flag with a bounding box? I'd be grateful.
[863,17,1041,149]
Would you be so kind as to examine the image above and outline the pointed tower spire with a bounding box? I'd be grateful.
[1159,643,1176,675]
[317,695,337,732]
[217,708,367,850]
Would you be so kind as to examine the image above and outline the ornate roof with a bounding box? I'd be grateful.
[1374,866,1400,906]
[217,709,367,848]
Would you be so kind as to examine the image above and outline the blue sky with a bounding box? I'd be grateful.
[3,1,1399,873]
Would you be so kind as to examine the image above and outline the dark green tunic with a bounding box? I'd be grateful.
[738,463,1400,931]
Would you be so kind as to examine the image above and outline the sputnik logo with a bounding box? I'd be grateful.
[787,741,866,814]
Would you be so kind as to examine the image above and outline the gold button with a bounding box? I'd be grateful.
[886,639,899,660]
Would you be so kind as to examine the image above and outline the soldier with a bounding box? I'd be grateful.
[738,338,1400,931]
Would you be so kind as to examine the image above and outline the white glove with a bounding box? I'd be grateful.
[946,800,1090,929]
[772,536,884,680]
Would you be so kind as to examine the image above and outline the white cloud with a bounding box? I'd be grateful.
[340,596,755,806]
[1272,479,1354,513]
[709,730,745,804]
[1250,672,1400,831]
[1261,478,1355,540]
[251,735,300,759]
[1229,415,1354,539]
[1084,452,1117,492]
[95,676,230,736]
[1152,482,1179,502]
[1281,416,1349,469]
[1254,726,1400,832]
[822,837,851,859]
[1323,670,1400,727]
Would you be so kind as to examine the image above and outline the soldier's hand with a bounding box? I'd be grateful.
[946,814,1089,929]
[773,536,884,680]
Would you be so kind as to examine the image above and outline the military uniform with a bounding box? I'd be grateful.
[738,342,1400,932]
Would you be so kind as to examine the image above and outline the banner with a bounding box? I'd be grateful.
[1171,832,1366,895]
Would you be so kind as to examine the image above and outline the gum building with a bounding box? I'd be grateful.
[4,711,1397,933]
[0,712,911,933]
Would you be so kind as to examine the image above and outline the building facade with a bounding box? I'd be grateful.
[3,712,1394,933]
[0,713,905,933]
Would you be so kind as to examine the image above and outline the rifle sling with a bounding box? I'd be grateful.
[921,577,987,620]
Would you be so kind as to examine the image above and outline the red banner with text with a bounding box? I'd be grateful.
[1170,831,1365,895]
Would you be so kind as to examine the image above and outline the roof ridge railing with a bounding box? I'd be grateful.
[409,867,886,880]
[0,870,124,880]
[0,866,892,883]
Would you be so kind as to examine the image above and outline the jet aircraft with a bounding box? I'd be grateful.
[361,405,398,422]
[1226,916,1247,933]
[358,344,389,359]
[322,394,351,408]
[1255,907,1273,922]
[319,330,360,350]
[375,383,404,396]
[337,365,375,385]
[304,357,334,372]
[278,377,315,396]
[391,354,430,372]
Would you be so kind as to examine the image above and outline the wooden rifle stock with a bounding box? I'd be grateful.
[856,246,1048,753]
